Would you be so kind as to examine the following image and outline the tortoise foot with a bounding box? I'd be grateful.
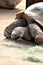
[4,28,11,38]
[35,33,43,44]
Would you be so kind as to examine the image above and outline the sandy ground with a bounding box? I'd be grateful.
[0,56,43,65]
[0,0,43,65]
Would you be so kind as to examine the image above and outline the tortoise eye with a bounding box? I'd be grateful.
[15,35,17,36]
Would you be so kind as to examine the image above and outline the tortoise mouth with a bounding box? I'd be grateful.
[14,36,20,40]
[11,34,20,40]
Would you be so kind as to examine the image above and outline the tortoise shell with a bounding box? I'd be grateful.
[16,2,43,27]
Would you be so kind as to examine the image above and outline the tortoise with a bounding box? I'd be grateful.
[4,2,43,44]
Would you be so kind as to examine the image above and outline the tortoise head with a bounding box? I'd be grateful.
[11,27,24,40]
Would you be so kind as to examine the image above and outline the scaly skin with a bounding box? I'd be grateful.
[28,23,43,44]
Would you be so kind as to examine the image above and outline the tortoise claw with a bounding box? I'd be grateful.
[4,29,11,38]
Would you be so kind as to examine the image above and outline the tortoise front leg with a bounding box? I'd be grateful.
[28,23,43,44]
[4,19,27,38]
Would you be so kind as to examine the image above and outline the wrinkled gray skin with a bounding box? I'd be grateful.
[28,23,43,44]
[0,0,21,9]
[11,27,32,41]
[4,2,43,44]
